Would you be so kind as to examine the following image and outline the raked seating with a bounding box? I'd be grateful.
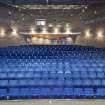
[0,45,105,99]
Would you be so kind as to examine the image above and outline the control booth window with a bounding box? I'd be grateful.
[35,19,46,26]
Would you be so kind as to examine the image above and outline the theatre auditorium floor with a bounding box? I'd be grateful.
[0,99,105,105]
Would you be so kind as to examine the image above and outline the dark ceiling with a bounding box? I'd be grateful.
[0,0,105,5]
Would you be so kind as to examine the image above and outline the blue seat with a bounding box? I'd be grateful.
[80,71,88,78]
[50,88,63,96]
[9,88,20,97]
[72,71,80,78]
[42,72,49,78]
[82,79,92,86]
[96,88,105,97]
[19,80,27,86]
[84,88,94,97]
[25,72,33,78]
[19,88,30,96]
[40,88,50,96]
[63,88,73,96]
[34,73,42,78]
[9,80,18,86]
[0,89,7,97]
[29,88,41,96]
[73,88,84,96]
[0,80,8,86]
[0,45,105,99]
[102,80,105,85]
[47,79,55,86]
[64,72,72,78]
[0,73,7,78]
[8,73,16,78]
[88,71,96,78]
[27,79,36,86]
[97,71,105,78]
[17,73,24,78]
[92,79,102,86]
[73,79,82,86]
[56,79,64,86]
[64,79,73,86]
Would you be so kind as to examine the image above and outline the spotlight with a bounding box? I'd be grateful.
[8,11,11,15]
[22,17,25,21]
[49,24,53,27]
[85,6,88,9]
[82,9,85,13]
[15,5,18,8]
[94,10,97,15]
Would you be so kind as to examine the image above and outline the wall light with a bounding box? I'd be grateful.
[54,27,59,33]
[42,27,47,33]
[0,29,5,37]
[66,37,73,44]
[65,24,71,34]
[85,29,91,38]
[11,28,18,36]
[65,27,71,34]
[30,28,35,34]
[97,30,104,40]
